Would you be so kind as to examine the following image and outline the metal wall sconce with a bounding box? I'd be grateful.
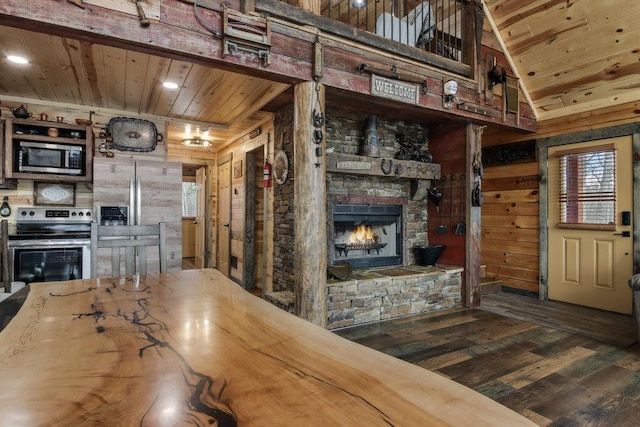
[443,79,457,109]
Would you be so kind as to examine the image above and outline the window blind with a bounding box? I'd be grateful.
[558,148,616,225]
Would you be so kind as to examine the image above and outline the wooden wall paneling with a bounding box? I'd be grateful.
[482,239,538,257]
[427,124,467,268]
[481,160,540,294]
[482,251,539,271]
[230,159,245,283]
[207,164,218,268]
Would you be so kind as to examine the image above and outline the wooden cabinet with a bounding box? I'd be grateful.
[4,118,93,182]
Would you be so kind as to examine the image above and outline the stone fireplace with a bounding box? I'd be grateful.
[267,105,462,328]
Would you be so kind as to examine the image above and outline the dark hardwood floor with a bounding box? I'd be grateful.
[334,294,640,426]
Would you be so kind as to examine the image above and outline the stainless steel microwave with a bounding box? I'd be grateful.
[17,141,85,175]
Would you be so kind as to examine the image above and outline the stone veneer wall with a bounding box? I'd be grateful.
[272,104,295,292]
[327,266,463,329]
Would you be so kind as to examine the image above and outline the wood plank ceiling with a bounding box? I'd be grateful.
[0,25,289,158]
[485,0,640,122]
[0,0,638,159]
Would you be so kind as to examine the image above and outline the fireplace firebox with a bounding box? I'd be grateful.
[331,204,403,269]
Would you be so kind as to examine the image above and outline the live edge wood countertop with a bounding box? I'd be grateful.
[0,269,535,426]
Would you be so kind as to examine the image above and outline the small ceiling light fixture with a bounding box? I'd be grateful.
[7,55,29,64]
[163,81,179,89]
[352,0,366,8]
[182,127,212,147]
[182,136,212,147]
[443,79,458,109]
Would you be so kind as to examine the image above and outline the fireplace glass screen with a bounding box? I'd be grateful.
[332,204,403,269]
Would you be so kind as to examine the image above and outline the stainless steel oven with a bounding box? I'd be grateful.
[9,207,93,284]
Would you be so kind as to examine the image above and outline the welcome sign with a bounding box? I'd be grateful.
[370,74,420,105]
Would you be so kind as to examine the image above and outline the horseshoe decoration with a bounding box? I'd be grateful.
[381,158,393,175]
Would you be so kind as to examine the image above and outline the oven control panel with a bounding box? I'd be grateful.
[17,207,93,222]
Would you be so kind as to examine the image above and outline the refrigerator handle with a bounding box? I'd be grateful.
[136,175,142,225]
[129,173,135,225]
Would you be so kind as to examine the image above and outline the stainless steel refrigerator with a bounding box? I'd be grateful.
[92,157,182,276]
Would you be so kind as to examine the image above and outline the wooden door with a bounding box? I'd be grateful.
[548,137,633,314]
[217,161,231,277]
[181,219,196,257]
[195,167,206,268]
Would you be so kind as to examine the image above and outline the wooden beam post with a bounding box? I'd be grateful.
[294,81,327,327]
[466,123,483,308]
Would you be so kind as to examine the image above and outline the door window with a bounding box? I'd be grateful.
[182,181,198,217]
[556,144,616,228]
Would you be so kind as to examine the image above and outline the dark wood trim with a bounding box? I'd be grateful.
[256,0,473,77]
[537,122,640,148]
[326,153,441,180]
[244,151,256,290]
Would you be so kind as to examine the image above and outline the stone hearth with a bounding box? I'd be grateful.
[264,265,462,328]
[327,265,462,329]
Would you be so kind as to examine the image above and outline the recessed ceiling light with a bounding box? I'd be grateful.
[163,81,179,89]
[7,55,29,64]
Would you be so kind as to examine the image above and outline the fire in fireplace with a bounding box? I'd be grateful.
[331,204,403,269]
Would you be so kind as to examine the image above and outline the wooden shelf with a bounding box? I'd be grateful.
[3,117,94,182]
[326,152,440,180]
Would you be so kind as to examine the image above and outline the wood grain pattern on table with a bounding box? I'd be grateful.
[0,269,535,426]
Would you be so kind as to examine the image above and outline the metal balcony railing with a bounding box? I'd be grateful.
[282,0,467,65]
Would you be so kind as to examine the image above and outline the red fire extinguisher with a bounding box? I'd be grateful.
[263,161,272,188]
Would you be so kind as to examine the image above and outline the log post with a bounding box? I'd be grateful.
[294,81,327,327]
[466,122,483,307]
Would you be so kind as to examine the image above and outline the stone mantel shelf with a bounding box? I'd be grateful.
[326,152,440,180]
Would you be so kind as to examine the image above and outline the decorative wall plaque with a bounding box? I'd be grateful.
[370,74,419,105]
[273,150,289,185]
[34,182,76,206]
[233,160,243,179]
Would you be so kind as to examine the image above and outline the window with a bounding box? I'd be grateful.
[182,181,198,217]
[557,145,616,227]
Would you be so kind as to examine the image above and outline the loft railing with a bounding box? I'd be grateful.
[321,0,464,62]
[271,0,470,70]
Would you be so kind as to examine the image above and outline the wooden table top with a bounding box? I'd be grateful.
[0,269,535,426]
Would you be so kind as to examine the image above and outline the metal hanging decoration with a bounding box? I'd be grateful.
[360,115,381,157]
[312,71,324,168]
